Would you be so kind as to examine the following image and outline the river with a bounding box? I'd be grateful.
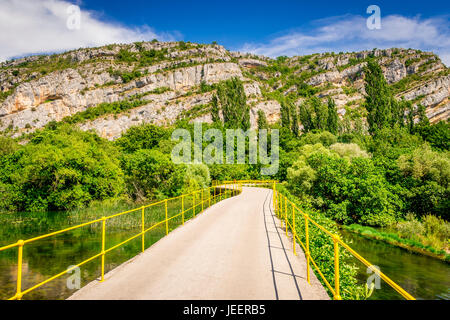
[0,212,449,300]
[340,230,450,300]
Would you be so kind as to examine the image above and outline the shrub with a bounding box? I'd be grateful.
[0,125,125,212]
[300,131,337,147]
[397,215,425,240]
[121,149,185,200]
[330,143,370,159]
[183,164,211,193]
[115,124,171,153]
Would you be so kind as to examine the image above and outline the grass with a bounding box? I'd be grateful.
[61,98,149,125]
[0,89,14,103]
[343,224,450,262]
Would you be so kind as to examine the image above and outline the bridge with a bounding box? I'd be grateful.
[0,181,415,300]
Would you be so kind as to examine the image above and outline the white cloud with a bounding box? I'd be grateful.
[0,0,177,62]
[241,14,450,66]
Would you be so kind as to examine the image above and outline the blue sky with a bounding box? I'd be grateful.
[0,0,449,64]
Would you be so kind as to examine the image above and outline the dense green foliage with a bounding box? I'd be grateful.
[211,77,250,130]
[299,97,339,133]
[276,184,362,299]
[257,110,268,130]
[0,126,125,212]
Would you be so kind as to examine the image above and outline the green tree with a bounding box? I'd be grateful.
[214,77,250,130]
[299,101,313,132]
[121,149,185,200]
[291,104,300,137]
[326,98,339,134]
[311,97,328,130]
[363,59,395,134]
[0,125,125,212]
[210,95,221,123]
[115,124,170,153]
[280,100,291,129]
[257,110,269,130]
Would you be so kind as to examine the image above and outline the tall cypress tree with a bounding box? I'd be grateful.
[406,101,415,133]
[417,104,430,127]
[210,95,221,123]
[257,110,269,130]
[291,103,300,136]
[280,100,291,129]
[326,98,339,134]
[311,97,328,130]
[299,101,313,132]
[214,77,250,130]
[363,59,394,134]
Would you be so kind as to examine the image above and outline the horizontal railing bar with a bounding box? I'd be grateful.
[275,186,415,300]
[3,183,244,300]
[338,240,415,300]
[12,251,104,300]
[23,218,103,244]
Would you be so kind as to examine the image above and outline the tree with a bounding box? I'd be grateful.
[257,110,269,130]
[298,97,331,133]
[121,149,185,200]
[414,121,450,151]
[291,104,300,137]
[326,98,339,134]
[363,59,395,134]
[416,104,430,127]
[214,77,250,130]
[311,97,328,130]
[211,95,221,123]
[280,100,291,129]
[299,101,313,132]
[115,124,170,153]
[0,125,125,212]
[406,101,415,133]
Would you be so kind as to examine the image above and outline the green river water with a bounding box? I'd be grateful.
[340,230,450,300]
[0,211,449,300]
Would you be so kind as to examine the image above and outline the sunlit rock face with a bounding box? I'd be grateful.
[0,43,448,139]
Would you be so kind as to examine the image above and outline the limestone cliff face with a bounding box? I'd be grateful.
[0,42,448,139]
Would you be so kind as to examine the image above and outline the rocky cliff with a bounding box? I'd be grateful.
[0,42,448,139]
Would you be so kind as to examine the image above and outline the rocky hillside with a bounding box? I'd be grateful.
[0,41,448,140]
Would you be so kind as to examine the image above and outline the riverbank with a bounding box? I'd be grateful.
[342,224,450,263]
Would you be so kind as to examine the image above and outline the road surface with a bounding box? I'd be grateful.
[69,187,329,300]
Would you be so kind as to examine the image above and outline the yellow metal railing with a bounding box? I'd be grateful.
[0,179,415,300]
[271,182,415,300]
[0,182,243,300]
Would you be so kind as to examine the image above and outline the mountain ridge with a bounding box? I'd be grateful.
[0,41,448,140]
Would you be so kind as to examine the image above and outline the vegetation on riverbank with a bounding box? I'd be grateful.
[275,184,367,300]
[347,211,450,261]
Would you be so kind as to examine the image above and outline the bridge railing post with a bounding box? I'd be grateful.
[292,206,296,256]
[141,206,145,252]
[208,187,211,208]
[285,196,288,234]
[15,240,24,300]
[194,192,197,217]
[272,183,276,214]
[333,235,341,300]
[165,200,169,236]
[305,214,311,285]
[101,217,106,282]
[182,195,185,225]
[201,189,204,213]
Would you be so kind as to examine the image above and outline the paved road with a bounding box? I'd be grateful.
[69,187,329,300]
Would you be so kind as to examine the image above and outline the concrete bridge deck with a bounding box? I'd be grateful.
[69,187,329,300]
